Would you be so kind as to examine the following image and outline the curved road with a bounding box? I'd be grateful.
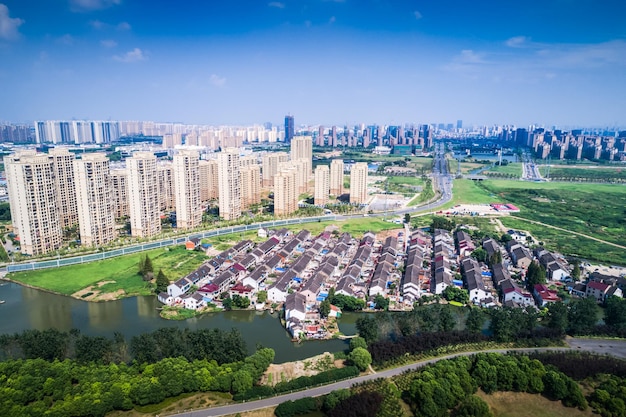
[169,338,626,417]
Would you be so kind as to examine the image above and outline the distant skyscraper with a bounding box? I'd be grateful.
[349,162,368,205]
[317,126,325,146]
[284,115,294,144]
[314,165,330,206]
[331,126,338,147]
[127,152,161,238]
[4,151,63,255]
[329,159,344,196]
[457,120,463,130]
[217,148,241,220]
[74,153,116,246]
[173,150,202,230]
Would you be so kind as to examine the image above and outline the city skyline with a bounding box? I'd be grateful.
[0,1,625,127]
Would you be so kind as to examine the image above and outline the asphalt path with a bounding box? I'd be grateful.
[168,338,626,417]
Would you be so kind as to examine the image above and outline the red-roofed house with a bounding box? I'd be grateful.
[229,284,254,298]
[533,284,560,307]
[586,281,611,303]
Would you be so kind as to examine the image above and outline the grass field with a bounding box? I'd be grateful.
[283,217,403,238]
[478,390,594,417]
[538,165,626,182]
[9,246,208,296]
[486,163,523,177]
[458,161,490,174]
[443,179,503,209]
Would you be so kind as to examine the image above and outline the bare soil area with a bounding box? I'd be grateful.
[71,280,124,301]
[261,352,342,386]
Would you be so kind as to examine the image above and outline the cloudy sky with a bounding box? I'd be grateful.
[1,0,625,127]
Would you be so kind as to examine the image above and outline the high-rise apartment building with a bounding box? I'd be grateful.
[158,164,176,211]
[173,150,202,230]
[349,162,368,204]
[110,168,130,219]
[74,153,116,246]
[199,159,219,202]
[274,168,298,216]
[127,152,161,238]
[284,115,294,144]
[240,164,261,209]
[4,151,63,255]
[217,148,241,220]
[314,165,330,206]
[330,159,344,196]
[331,126,338,147]
[261,151,289,187]
[317,126,325,146]
[290,135,313,176]
[48,147,78,229]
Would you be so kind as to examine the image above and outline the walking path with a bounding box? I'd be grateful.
[168,338,626,417]
[508,216,626,250]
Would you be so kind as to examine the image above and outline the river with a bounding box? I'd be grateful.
[0,282,359,363]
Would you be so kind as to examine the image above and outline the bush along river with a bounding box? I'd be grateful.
[0,282,357,363]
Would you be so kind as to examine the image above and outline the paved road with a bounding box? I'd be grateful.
[168,338,626,417]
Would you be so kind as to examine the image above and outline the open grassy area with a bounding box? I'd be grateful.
[479,180,626,247]
[458,161,491,174]
[478,390,594,417]
[486,162,523,177]
[538,165,626,183]
[443,179,504,209]
[9,246,208,296]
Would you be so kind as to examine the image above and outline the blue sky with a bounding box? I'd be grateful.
[1,0,625,128]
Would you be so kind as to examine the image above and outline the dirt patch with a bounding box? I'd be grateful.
[224,408,277,417]
[531,197,551,203]
[71,281,124,301]
[376,228,404,242]
[261,352,341,386]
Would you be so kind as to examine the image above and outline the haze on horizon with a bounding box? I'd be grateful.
[0,0,625,128]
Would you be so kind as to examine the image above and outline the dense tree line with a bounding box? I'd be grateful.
[527,351,626,381]
[0,348,274,417]
[0,327,247,366]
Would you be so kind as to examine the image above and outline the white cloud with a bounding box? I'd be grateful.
[70,0,121,12]
[117,21,131,31]
[113,47,145,63]
[57,34,74,45]
[329,16,336,24]
[414,10,422,20]
[0,4,24,41]
[89,19,105,29]
[506,36,530,48]
[458,49,486,64]
[100,39,117,48]
[209,73,226,87]
[268,1,285,8]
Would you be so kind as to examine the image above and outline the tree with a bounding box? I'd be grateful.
[374,294,389,311]
[471,248,488,263]
[500,233,512,244]
[438,305,456,332]
[489,250,502,266]
[222,297,233,311]
[443,286,469,304]
[546,302,568,335]
[570,260,581,281]
[453,395,494,417]
[466,308,486,333]
[143,255,154,275]
[256,290,268,304]
[319,299,331,318]
[567,297,600,335]
[404,213,411,224]
[356,316,378,343]
[348,347,372,372]
[604,296,626,329]
[526,261,546,290]
[155,269,169,294]
[349,336,367,351]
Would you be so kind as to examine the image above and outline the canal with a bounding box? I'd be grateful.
[0,282,359,363]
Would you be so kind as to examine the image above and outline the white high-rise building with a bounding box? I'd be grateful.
[274,168,298,216]
[330,159,344,196]
[217,148,241,220]
[240,164,261,210]
[158,163,176,212]
[314,165,330,206]
[127,152,161,238]
[261,151,289,187]
[74,153,116,246]
[350,162,368,205]
[290,135,313,176]
[173,150,202,230]
[48,147,78,229]
[111,168,130,219]
[4,151,63,255]
[199,159,219,201]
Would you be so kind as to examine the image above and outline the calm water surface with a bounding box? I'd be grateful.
[0,282,357,363]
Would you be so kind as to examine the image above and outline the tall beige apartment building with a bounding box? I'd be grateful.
[330,159,344,196]
[217,148,241,220]
[240,164,261,209]
[261,151,289,187]
[157,163,175,211]
[4,151,63,255]
[240,155,257,168]
[48,147,78,229]
[314,165,330,206]
[349,162,369,204]
[290,135,313,176]
[127,152,161,238]
[110,168,129,218]
[173,150,202,229]
[274,167,298,216]
[199,159,219,201]
[74,153,116,246]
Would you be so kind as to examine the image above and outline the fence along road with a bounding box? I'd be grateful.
[5,216,335,273]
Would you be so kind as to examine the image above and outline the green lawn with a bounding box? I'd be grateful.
[9,246,208,296]
[486,163,523,177]
[283,217,402,238]
[538,166,626,183]
[443,179,503,209]
[458,161,490,174]
[478,390,594,417]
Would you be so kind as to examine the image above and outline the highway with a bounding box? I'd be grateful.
[521,151,543,181]
[169,338,626,417]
